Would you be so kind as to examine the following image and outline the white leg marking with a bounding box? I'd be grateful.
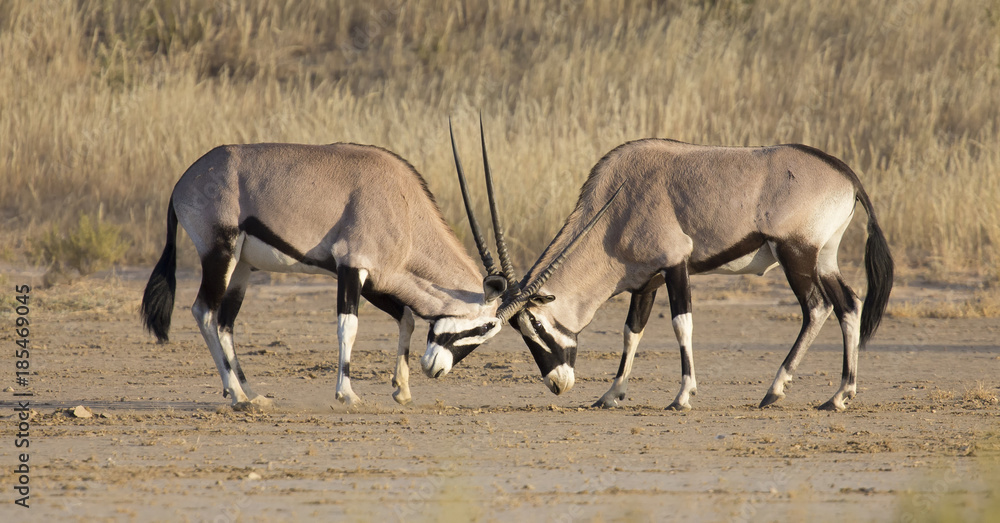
[336,313,361,405]
[594,326,643,408]
[335,270,367,406]
[193,302,250,405]
[668,313,697,411]
[392,307,415,405]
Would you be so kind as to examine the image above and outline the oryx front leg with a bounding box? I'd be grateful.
[392,307,415,405]
[335,267,368,406]
[663,264,697,411]
[192,244,254,406]
[594,290,656,408]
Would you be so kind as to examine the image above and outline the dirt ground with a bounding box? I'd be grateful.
[1,266,998,522]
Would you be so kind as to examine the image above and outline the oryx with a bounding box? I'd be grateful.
[431,129,893,412]
[141,142,508,407]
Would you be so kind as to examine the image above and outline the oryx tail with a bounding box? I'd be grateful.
[141,197,178,342]
[857,187,893,347]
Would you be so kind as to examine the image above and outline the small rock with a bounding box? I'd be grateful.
[3,386,13,392]
[247,472,262,481]
[72,405,93,418]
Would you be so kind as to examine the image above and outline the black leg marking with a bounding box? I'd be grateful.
[338,267,363,317]
[663,263,697,411]
[617,290,656,377]
[335,266,364,405]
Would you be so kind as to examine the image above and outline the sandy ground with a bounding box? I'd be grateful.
[0,267,998,522]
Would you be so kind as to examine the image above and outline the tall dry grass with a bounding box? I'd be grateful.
[1,0,998,274]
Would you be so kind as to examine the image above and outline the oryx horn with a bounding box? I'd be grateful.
[450,118,499,277]
[495,179,628,323]
[480,115,519,289]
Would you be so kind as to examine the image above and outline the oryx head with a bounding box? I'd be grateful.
[420,275,506,378]
[421,116,623,394]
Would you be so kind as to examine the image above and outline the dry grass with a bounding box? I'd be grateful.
[888,289,1000,318]
[962,381,1000,407]
[2,0,999,273]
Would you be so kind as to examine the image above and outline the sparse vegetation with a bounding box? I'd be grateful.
[1,0,998,275]
[889,290,1000,319]
[31,208,130,276]
[962,381,999,408]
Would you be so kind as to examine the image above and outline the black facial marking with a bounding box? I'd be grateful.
[427,324,492,348]
[520,311,578,373]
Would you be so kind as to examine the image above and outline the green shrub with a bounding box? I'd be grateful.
[34,209,130,275]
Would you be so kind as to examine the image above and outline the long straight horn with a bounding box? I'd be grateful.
[496,180,627,324]
[450,118,499,276]
[480,115,518,288]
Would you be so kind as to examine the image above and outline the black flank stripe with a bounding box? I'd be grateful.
[688,233,766,274]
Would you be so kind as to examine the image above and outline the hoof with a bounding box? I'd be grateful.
[666,401,691,412]
[592,396,622,409]
[336,391,362,406]
[392,389,412,406]
[759,392,784,409]
[816,399,846,412]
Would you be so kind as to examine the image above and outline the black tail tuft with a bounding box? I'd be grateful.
[859,204,894,347]
[141,200,178,343]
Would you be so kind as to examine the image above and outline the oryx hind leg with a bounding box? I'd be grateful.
[217,259,273,408]
[816,274,862,411]
[191,236,255,405]
[813,214,862,411]
[760,244,833,408]
[594,290,657,409]
[335,266,368,406]
[663,263,696,411]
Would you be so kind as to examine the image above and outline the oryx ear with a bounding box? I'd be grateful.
[529,294,556,306]
[483,275,507,303]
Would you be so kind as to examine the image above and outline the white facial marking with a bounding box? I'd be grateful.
[543,363,575,395]
[420,345,453,378]
[534,314,575,349]
[432,316,501,347]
